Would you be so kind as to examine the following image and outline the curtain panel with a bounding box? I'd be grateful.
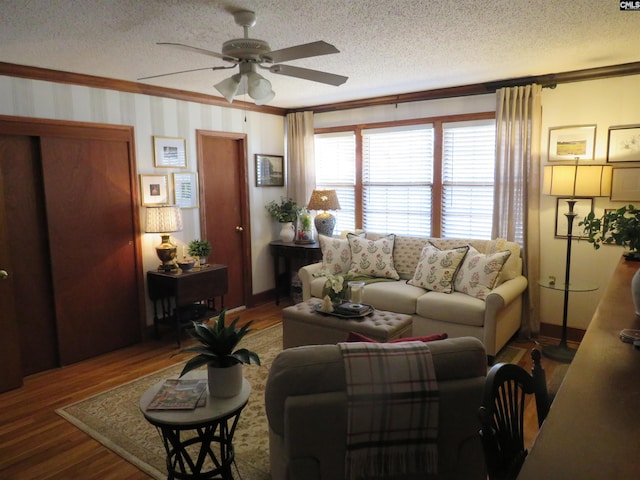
[493,84,542,337]
[286,111,315,207]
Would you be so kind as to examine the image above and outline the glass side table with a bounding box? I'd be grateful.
[538,279,598,363]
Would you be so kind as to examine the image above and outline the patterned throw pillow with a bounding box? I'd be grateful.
[408,243,469,293]
[454,245,512,300]
[347,233,399,279]
[316,233,365,275]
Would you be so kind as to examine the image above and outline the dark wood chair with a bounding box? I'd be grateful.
[478,349,549,480]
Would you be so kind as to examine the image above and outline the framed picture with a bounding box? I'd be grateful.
[140,174,170,206]
[607,125,640,163]
[611,167,640,201]
[548,125,596,162]
[255,154,284,186]
[173,172,199,208]
[555,197,593,239]
[153,136,187,168]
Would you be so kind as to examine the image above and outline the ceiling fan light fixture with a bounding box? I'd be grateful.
[246,71,273,101]
[214,73,242,102]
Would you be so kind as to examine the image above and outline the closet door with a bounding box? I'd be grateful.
[40,136,141,365]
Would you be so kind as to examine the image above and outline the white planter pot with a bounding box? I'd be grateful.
[207,363,243,398]
[279,222,295,242]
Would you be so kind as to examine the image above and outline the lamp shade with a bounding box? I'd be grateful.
[145,206,183,233]
[307,189,341,211]
[543,165,612,197]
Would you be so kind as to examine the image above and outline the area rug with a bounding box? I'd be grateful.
[57,325,524,479]
[57,323,283,480]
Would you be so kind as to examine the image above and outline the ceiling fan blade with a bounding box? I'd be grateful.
[157,42,238,62]
[269,64,348,86]
[138,66,222,80]
[265,41,339,63]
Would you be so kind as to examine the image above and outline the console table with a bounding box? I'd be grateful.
[147,265,228,346]
[269,240,322,304]
[518,257,640,479]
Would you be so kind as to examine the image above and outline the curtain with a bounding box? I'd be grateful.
[493,84,542,337]
[286,111,315,207]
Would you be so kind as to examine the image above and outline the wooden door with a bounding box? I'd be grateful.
[0,135,58,378]
[40,136,141,365]
[197,131,252,309]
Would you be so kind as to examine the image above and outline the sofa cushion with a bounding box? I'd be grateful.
[416,291,486,327]
[359,280,425,314]
[346,331,448,343]
[316,233,365,275]
[347,233,399,280]
[454,246,511,300]
[408,243,469,293]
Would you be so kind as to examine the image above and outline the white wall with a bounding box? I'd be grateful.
[540,75,640,330]
[0,75,286,325]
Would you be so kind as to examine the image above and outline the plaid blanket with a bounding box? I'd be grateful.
[338,341,439,480]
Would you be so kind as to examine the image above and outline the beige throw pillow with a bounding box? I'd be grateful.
[316,233,365,276]
[347,233,399,279]
[454,245,511,300]
[408,243,469,293]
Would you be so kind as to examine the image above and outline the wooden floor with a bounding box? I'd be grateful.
[0,299,573,479]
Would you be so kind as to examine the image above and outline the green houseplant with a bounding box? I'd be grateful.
[265,197,301,223]
[580,204,640,260]
[188,239,212,264]
[174,310,261,397]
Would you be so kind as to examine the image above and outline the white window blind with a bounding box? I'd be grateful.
[442,121,496,239]
[362,126,434,236]
[314,132,356,232]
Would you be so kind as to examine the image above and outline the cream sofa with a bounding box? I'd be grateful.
[265,336,488,480]
[299,234,528,357]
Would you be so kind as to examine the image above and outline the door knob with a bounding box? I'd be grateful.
[0,270,8,280]
[235,226,244,232]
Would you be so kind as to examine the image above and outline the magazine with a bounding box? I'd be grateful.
[146,379,208,410]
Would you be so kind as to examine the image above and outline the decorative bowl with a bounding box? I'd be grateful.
[178,258,196,271]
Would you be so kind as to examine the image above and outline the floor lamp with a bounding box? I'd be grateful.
[542,164,612,362]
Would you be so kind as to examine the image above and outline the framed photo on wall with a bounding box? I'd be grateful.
[140,174,170,206]
[607,125,640,163]
[173,172,198,208]
[611,167,640,201]
[255,154,284,186]
[548,125,596,162]
[554,197,593,239]
[153,136,187,168]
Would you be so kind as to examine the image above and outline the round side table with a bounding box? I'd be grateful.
[140,373,251,480]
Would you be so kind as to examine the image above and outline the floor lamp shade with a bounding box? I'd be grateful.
[542,164,612,363]
[145,206,183,271]
[307,189,341,237]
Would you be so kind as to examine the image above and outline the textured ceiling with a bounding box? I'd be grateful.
[1,0,639,109]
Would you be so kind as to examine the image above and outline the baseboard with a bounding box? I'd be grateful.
[539,322,585,343]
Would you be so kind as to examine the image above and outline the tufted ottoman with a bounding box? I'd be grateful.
[282,299,413,349]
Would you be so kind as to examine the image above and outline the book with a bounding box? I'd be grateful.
[334,302,371,315]
[146,379,208,410]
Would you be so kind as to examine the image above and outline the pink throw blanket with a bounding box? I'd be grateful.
[339,341,439,479]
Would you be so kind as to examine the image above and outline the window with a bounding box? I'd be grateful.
[314,114,496,238]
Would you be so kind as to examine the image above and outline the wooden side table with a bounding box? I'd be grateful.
[147,265,228,346]
[269,240,322,304]
[140,373,251,480]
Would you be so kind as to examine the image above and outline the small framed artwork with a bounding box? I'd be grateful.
[607,125,640,163]
[555,197,593,239]
[548,125,596,162]
[173,172,199,208]
[140,174,170,206]
[153,136,187,168]
[611,167,640,201]
[255,154,284,186]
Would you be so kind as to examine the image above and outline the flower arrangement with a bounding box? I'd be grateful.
[323,274,346,303]
[265,197,301,223]
[580,204,640,260]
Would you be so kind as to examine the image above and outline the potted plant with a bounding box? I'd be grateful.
[266,197,301,242]
[580,205,640,260]
[188,239,212,265]
[174,310,261,398]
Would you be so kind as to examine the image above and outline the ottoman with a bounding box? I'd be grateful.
[282,299,413,349]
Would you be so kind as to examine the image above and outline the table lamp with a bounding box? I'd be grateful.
[542,164,612,362]
[145,206,183,271]
[307,189,341,237]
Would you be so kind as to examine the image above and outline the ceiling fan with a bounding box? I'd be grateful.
[138,10,348,105]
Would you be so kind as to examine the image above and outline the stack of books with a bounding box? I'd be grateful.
[334,302,371,316]
[146,379,208,410]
